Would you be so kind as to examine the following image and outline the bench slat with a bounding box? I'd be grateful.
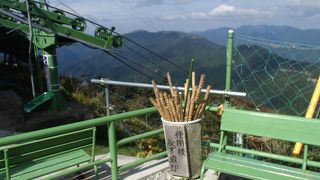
[221,109,320,146]
[0,128,96,179]
[8,128,93,156]
[11,149,90,179]
[0,150,4,170]
[9,138,92,165]
[204,152,320,180]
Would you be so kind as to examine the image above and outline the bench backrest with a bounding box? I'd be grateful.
[1,128,95,168]
[0,150,4,173]
[221,109,320,146]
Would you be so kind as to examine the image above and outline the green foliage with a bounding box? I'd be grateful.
[61,76,165,158]
[61,76,106,116]
[71,89,105,116]
[136,137,165,158]
[119,118,166,158]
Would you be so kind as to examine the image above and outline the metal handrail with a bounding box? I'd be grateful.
[0,105,218,179]
[0,107,157,146]
[117,128,164,147]
[0,103,220,179]
[91,79,247,97]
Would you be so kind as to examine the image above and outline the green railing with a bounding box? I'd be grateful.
[0,105,218,179]
[0,107,160,179]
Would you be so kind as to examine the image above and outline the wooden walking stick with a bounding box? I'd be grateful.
[167,72,175,97]
[183,59,195,114]
[150,69,212,123]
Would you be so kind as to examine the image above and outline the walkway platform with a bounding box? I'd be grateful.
[66,154,169,180]
[63,154,240,180]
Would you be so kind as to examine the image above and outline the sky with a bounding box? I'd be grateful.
[48,0,320,34]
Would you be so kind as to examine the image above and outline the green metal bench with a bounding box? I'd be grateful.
[200,108,320,180]
[0,128,96,180]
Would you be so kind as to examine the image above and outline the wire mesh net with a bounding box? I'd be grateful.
[232,34,320,116]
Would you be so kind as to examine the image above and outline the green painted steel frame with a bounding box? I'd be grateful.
[209,143,320,169]
[225,30,233,93]
[0,9,116,49]
[0,107,156,179]
[117,129,164,147]
[201,107,320,179]
[91,128,97,176]
[0,107,157,146]
[0,0,74,25]
[109,121,119,180]
[1,128,96,179]
[224,29,233,107]
[0,0,123,112]
[221,29,234,156]
[0,105,217,179]
[4,150,9,180]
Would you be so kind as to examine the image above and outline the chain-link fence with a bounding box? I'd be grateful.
[232,34,320,116]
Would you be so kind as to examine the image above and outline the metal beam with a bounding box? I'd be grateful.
[117,128,164,147]
[91,79,246,97]
[0,9,114,50]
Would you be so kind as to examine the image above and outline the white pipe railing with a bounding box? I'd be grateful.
[91,79,246,97]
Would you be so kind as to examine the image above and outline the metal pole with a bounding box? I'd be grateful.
[91,79,246,97]
[25,0,36,97]
[42,48,66,111]
[105,84,110,116]
[105,84,118,178]
[42,49,60,92]
[225,29,234,105]
[225,29,241,150]
[108,121,118,180]
[302,145,308,170]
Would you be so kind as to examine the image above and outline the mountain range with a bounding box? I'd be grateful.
[194,25,320,46]
[57,25,320,89]
[58,30,227,88]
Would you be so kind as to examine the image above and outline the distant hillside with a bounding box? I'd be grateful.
[194,25,320,46]
[57,31,227,88]
[57,26,320,90]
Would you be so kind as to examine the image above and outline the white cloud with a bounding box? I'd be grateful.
[208,4,235,16]
[190,4,269,20]
[209,4,260,17]
[161,15,187,22]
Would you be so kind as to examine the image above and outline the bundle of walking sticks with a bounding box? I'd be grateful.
[150,72,211,122]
